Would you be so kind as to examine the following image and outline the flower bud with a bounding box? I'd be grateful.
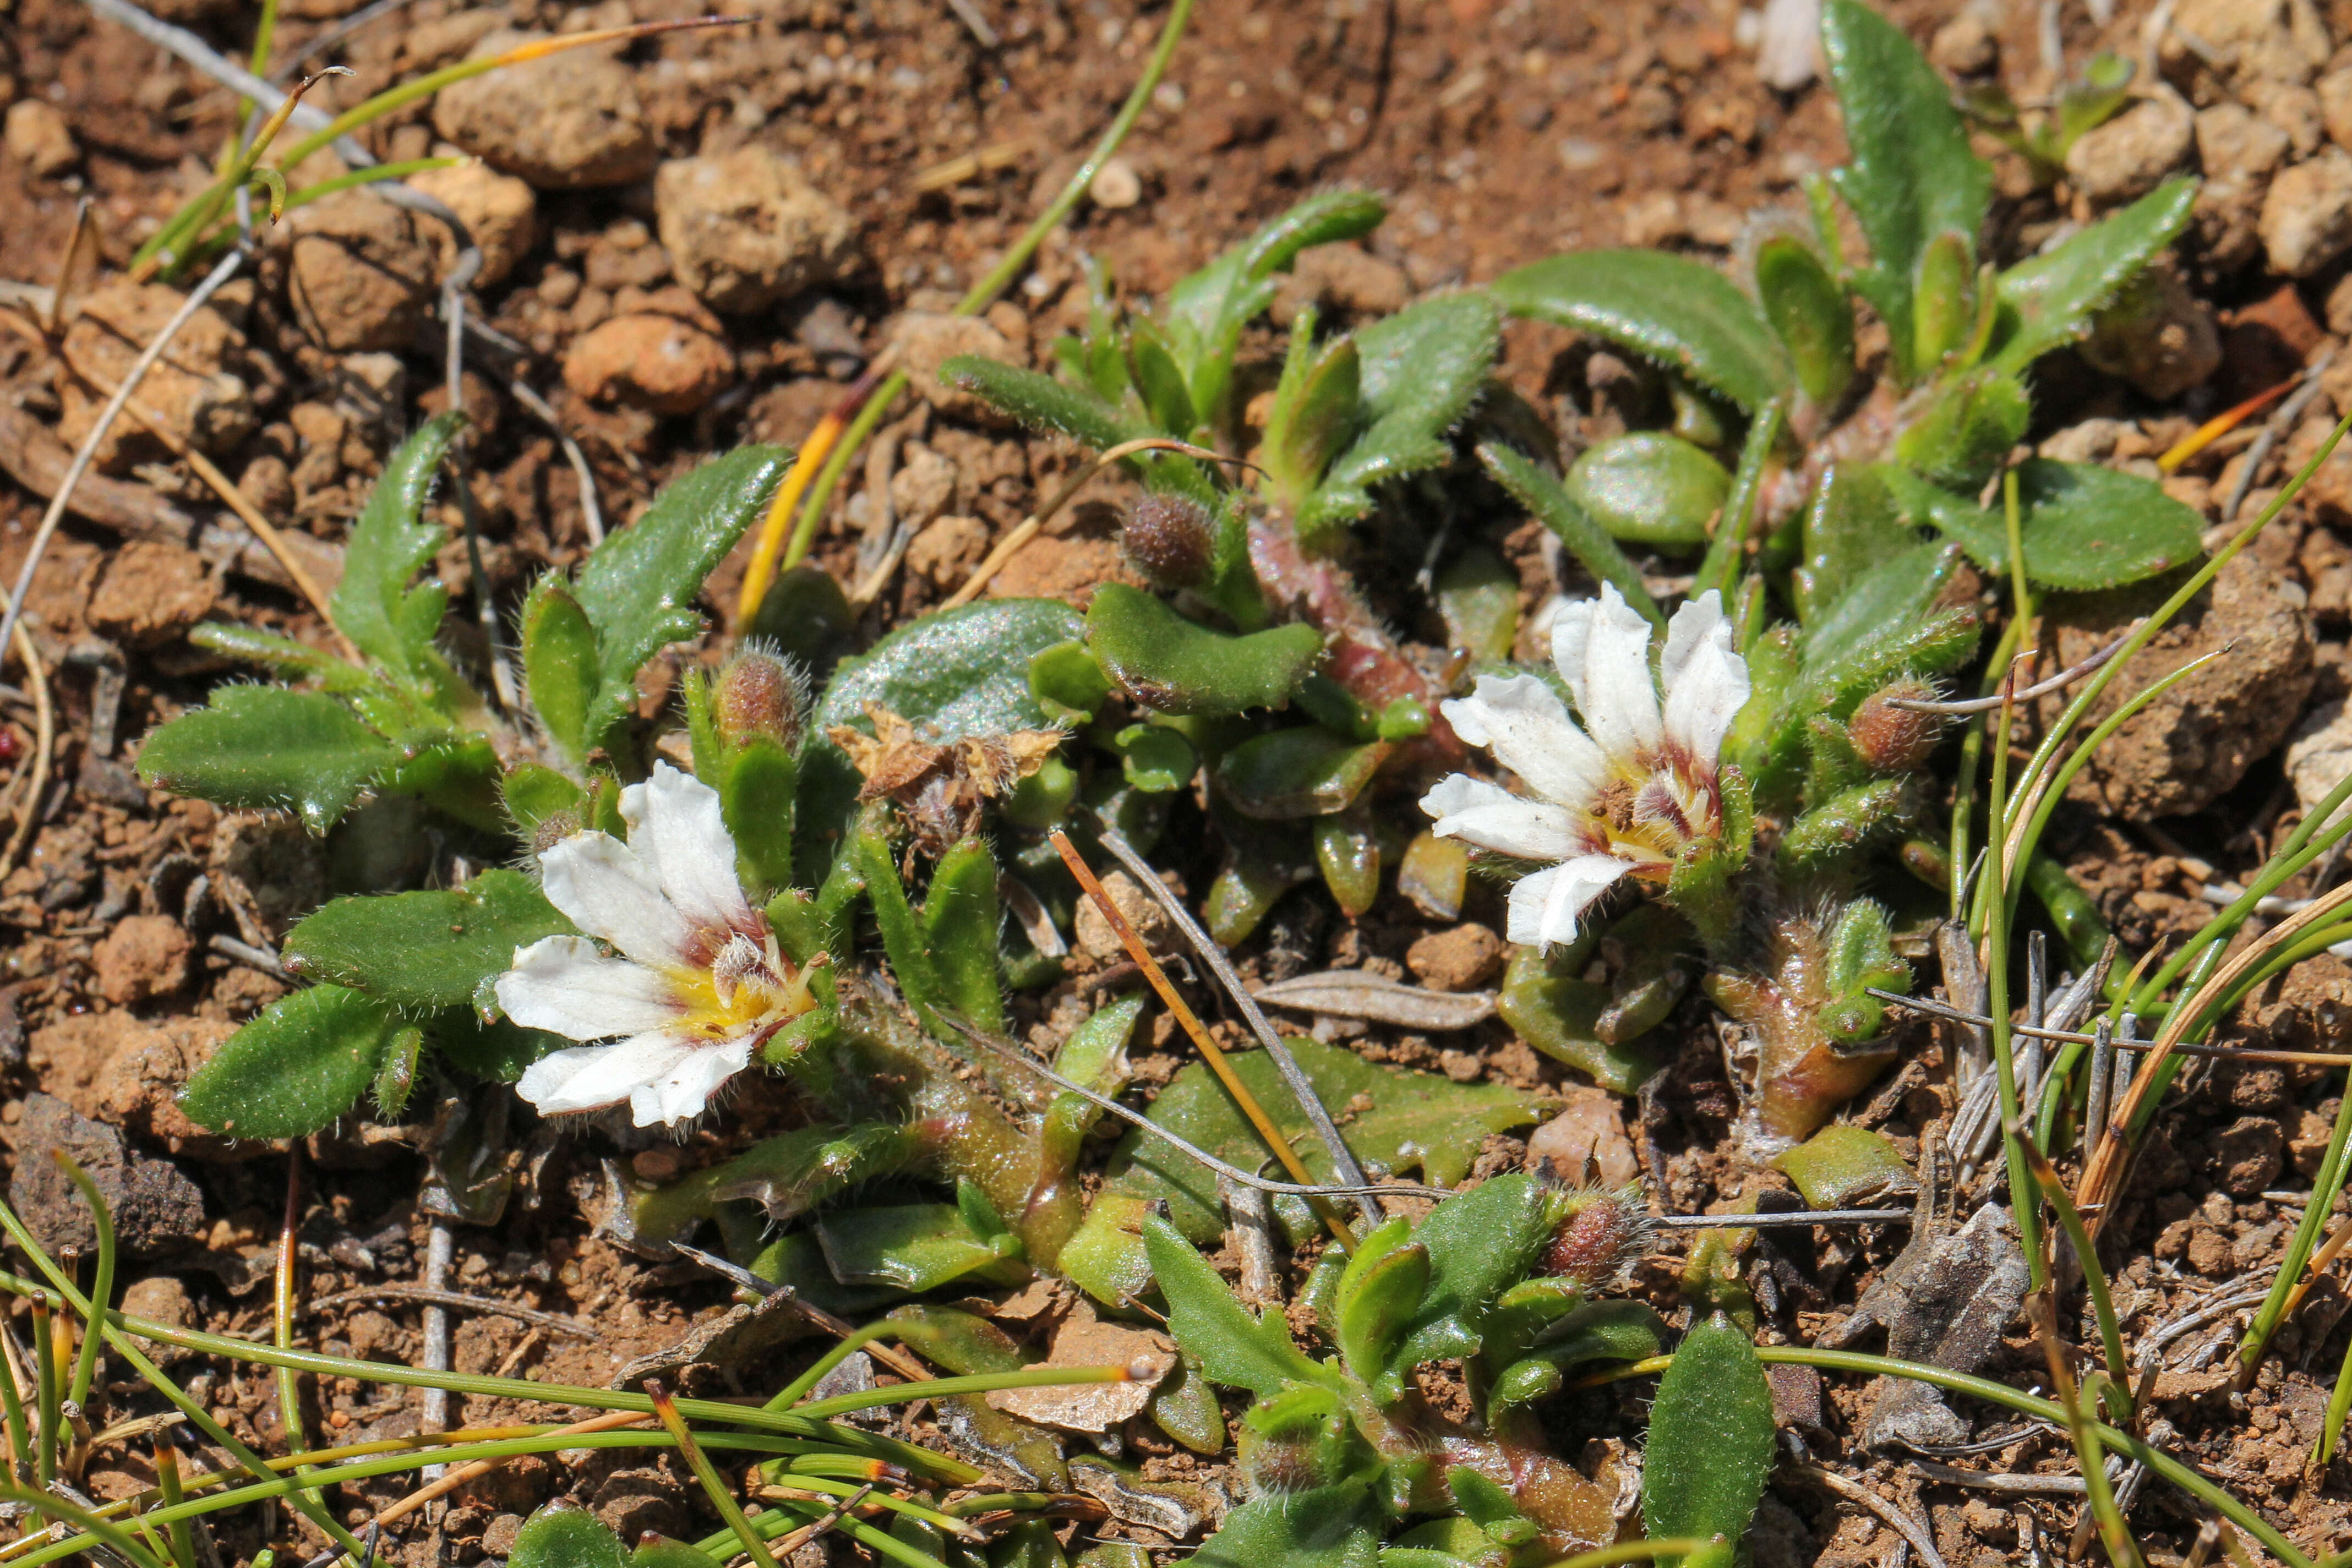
[1122,491,1214,588]
[1846,681,1944,775]
[1539,1186,1649,1293]
[714,646,809,751]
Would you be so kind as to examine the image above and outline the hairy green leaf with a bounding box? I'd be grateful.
[1886,460,2204,588]
[923,835,1005,1033]
[1800,537,1962,678]
[942,354,1140,450]
[1144,1215,1328,1397]
[570,444,789,747]
[520,577,599,766]
[1086,583,1323,716]
[816,1201,1021,1292]
[1194,1484,1380,1568]
[1265,326,1363,509]
[1642,1312,1777,1568]
[1389,1173,1561,1372]
[1213,727,1385,819]
[330,411,462,693]
[1491,250,1789,412]
[1792,463,1913,627]
[1993,178,2197,374]
[1754,236,1854,409]
[1300,292,1502,544]
[135,685,397,833]
[1821,0,1993,383]
[1772,1126,1916,1209]
[179,984,406,1137]
[1496,945,1665,1095]
[283,870,572,1014]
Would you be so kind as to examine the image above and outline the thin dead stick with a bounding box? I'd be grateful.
[1797,1463,1948,1568]
[1887,625,2141,714]
[1097,827,1384,1218]
[941,439,1254,610]
[45,200,95,337]
[2079,875,2352,1231]
[767,1482,880,1558]
[2224,347,2335,524]
[2277,1206,2352,1324]
[500,375,602,545]
[417,1220,453,1490]
[1047,829,1358,1251]
[302,1287,597,1339]
[0,622,54,880]
[0,247,247,663]
[1902,1457,2089,1495]
[1867,990,2352,1066]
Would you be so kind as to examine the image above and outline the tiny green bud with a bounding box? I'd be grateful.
[714,645,809,750]
[1122,491,1215,588]
[1846,681,1944,774]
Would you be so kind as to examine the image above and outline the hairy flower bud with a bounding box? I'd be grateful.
[1538,1186,1649,1293]
[531,810,582,856]
[714,645,809,751]
[1846,681,1944,774]
[1122,491,1214,588]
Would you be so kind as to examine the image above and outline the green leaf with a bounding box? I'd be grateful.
[1128,316,1199,437]
[1194,1484,1382,1568]
[179,984,406,1137]
[135,685,397,834]
[429,1012,566,1085]
[1821,0,1993,383]
[627,1540,723,1568]
[1030,640,1115,722]
[1800,537,1962,677]
[1912,231,1977,371]
[501,764,586,839]
[330,411,461,692]
[942,354,1140,450]
[1564,432,1730,551]
[570,445,790,747]
[1213,727,1386,818]
[509,1503,628,1568]
[1886,460,2205,589]
[1300,292,1503,545]
[1389,1173,1560,1372]
[190,622,369,689]
[1642,1312,1777,1568]
[1491,250,1789,412]
[519,576,599,766]
[1143,1215,1328,1398]
[721,735,796,898]
[1111,723,1197,793]
[1497,946,1666,1095]
[1111,1041,1544,1248]
[1792,463,1912,627]
[1991,178,2197,375]
[1771,1126,1916,1209]
[1266,325,1363,509]
[802,599,1083,870]
[815,1201,1021,1291]
[1478,442,1661,629]
[923,835,1005,1033]
[1435,547,1520,664]
[1754,237,1854,409]
[1334,1217,1426,1384]
[1085,583,1324,716]
[283,870,572,1013]
[1893,367,2030,490]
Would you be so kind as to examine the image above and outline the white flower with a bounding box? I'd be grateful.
[1421,583,1750,951]
[499,763,820,1129]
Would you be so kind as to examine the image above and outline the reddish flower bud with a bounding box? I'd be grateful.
[714,645,809,750]
[530,810,582,855]
[1122,491,1215,588]
[1846,681,1944,774]
[1540,1186,1649,1292]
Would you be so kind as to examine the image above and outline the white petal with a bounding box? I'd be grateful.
[1661,624,1751,768]
[495,936,682,1041]
[539,832,695,968]
[1660,590,1731,698]
[1552,583,1662,763]
[1421,774,1587,862]
[1439,674,1606,811]
[630,1035,757,1128]
[516,1030,697,1116]
[625,763,752,933]
[1504,854,1638,950]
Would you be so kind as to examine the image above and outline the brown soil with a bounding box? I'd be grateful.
[8,0,2352,1562]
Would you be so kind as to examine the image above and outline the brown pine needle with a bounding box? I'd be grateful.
[736,355,896,626]
[2158,377,2296,473]
[1047,829,1357,1252]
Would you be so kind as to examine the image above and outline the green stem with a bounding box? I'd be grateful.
[0,1487,168,1568]
[0,1314,26,1486]
[154,1442,199,1568]
[1952,612,2024,926]
[1984,654,2048,1293]
[51,1163,112,1414]
[2017,1129,2131,1417]
[1695,398,1784,603]
[778,0,1196,572]
[649,1382,783,1568]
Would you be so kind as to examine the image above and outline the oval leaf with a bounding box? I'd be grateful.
[1087,583,1324,716]
[1644,1312,1777,1568]
[1565,432,1730,550]
[510,1503,629,1568]
[283,870,573,1013]
[179,984,405,1137]
[1887,460,2204,589]
[135,685,396,834]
